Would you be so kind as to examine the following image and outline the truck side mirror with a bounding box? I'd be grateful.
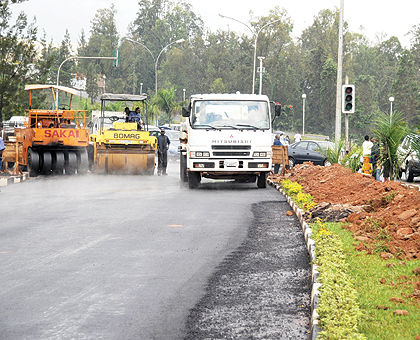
[182,106,190,117]
[275,103,282,117]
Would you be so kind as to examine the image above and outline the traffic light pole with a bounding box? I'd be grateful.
[335,0,344,144]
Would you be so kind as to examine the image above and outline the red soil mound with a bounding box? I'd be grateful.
[269,163,420,260]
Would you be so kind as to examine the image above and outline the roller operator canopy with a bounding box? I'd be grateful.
[24,84,79,96]
[101,93,148,102]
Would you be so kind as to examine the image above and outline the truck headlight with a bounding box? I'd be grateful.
[253,151,267,157]
[190,151,210,158]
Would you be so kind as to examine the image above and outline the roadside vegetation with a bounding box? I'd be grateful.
[3,0,420,139]
[280,179,420,340]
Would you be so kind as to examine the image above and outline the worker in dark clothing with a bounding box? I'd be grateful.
[124,107,130,122]
[370,137,380,180]
[157,128,170,175]
[273,134,283,174]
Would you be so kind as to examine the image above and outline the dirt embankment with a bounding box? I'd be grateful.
[269,163,420,260]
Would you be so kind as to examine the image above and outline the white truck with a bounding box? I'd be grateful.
[180,93,281,189]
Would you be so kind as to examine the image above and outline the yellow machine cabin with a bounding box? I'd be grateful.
[89,93,157,174]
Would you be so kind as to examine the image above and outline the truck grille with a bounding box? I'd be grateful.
[212,151,250,157]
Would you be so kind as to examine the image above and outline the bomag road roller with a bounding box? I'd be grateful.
[88,93,157,174]
[11,84,89,176]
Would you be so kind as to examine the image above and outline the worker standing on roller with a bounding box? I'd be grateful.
[157,128,170,176]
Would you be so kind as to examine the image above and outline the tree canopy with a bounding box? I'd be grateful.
[2,0,420,142]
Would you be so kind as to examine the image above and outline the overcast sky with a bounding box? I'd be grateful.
[11,0,420,48]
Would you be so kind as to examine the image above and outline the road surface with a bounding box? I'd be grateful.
[0,162,311,339]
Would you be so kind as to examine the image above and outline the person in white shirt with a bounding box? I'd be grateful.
[294,132,302,143]
[280,133,288,145]
[362,135,373,156]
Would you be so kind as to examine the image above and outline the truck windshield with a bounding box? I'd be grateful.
[191,100,270,130]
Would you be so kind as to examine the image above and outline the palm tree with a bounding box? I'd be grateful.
[150,87,182,126]
[372,111,409,180]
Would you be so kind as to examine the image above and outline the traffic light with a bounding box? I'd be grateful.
[113,50,120,67]
[342,85,355,113]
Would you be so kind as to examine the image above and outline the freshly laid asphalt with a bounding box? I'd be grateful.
[184,200,312,339]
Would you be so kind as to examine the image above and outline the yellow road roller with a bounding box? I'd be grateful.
[89,93,157,174]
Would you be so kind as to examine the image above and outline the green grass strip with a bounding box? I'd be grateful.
[322,222,420,340]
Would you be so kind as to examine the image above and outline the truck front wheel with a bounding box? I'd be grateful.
[257,172,267,188]
[188,171,201,189]
[180,154,188,182]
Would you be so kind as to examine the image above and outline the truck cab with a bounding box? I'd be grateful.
[180,93,281,188]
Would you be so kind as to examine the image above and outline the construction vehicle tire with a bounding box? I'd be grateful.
[42,151,53,175]
[27,148,40,177]
[78,150,89,175]
[65,152,77,175]
[53,151,65,175]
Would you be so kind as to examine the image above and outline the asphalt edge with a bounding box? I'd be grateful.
[0,173,29,187]
[267,179,321,340]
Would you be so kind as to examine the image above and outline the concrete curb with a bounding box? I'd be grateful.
[0,173,29,187]
[268,179,321,340]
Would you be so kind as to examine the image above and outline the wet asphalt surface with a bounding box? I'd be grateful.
[184,200,312,340]
[1,162,312,339]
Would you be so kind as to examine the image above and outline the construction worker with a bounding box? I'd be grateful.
[157,128,170,175]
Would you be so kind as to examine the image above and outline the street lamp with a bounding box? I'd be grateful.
[155,39,185,94]
[140,83,143,94]
[183,88,186,101]
[219,14,283,94]
[389,96,394,122]
[302,94,306,136]
[126,38,185,94]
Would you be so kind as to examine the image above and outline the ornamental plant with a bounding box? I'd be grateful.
[281,179,316,211]
[312,220,366,340]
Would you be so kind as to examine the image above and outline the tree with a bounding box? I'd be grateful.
[150,87,182,125]
[300,8,346,137]
[0,0,40,122]
[210,78,226,93]
[392,49,419,126]
[56,29,75,87]
[130,0,203,95]
[373,111,409,180]
[80,4,119,100]
[320,58,337,139]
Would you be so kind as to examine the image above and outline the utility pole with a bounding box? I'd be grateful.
[335,0,344,144]
[257,57,265,95]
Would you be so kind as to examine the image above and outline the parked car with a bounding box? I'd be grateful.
[398,134,420,182]
[145,125,161,138]
[288,140,334,168]
[165,129,181,160]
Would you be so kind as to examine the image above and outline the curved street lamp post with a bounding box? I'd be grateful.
[219,14,283,94]
[125,37,185,95]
